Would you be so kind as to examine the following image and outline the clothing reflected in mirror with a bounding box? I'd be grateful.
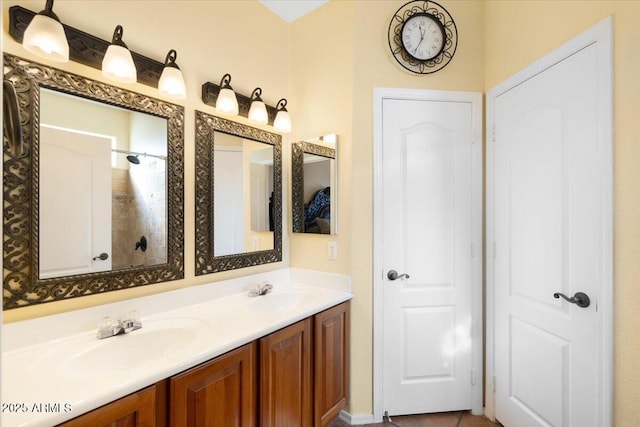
[301,156,332,234]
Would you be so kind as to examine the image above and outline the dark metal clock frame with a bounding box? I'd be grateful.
[388,0,458,74]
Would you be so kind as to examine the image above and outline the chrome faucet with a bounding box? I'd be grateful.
[97,312,142,339]
[248,281,273,297]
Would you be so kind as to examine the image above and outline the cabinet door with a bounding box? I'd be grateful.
[57,382,162,427]
[314,301,350,427]
[170,342,257,427]
[260,318,313,427]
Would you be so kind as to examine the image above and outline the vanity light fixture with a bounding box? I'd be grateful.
[215,74,239,116]
[158,49,187,99]
[273,98,292,133]
[22,0,69,62]
[201,80,285,128]
[102,25,137,83]
[248,87,269,125]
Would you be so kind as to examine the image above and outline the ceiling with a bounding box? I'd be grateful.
[258,0,329,23]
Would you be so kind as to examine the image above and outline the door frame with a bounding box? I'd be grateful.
[373,88,484,421]
[485,17,613,425]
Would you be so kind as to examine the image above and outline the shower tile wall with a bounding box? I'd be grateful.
[131,159,166,267]
[111,160,166,269]
[112,169,130,269]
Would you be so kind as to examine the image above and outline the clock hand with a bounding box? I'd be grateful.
[414,29,425,53]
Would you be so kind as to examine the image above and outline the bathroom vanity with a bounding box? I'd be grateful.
[58,301,349,427]
[1,269,352,427]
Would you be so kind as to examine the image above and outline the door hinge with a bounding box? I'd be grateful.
[492,125,496,143]
[493,242,497,259]
[471,243,476,258]
[493,376,496,392]
[471,370,477,385]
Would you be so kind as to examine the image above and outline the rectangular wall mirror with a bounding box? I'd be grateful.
[3,54,185,309]
[291,137,337,235]
[195,111,282,274]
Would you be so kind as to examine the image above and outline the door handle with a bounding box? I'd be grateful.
[553,291,590,308]
[387,270,410,281]
[93,253,109,261]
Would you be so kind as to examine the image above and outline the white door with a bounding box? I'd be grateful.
[214,147,244,256]
[487,18,613,427]
[39,125,112,278]
[376,90,482,417]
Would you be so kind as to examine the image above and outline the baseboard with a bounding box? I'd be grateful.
[339,410,376,425]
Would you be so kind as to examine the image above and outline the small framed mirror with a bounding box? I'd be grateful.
[3,54,185,309]
[291,137,337,235]
[195,110,282,274]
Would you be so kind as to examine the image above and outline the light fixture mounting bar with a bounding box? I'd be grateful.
[8,5,164,88]
[202,81,278,125]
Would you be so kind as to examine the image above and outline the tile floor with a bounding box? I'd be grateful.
[328,411,502,427]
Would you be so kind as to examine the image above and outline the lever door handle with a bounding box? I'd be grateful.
[387,270,410,281]
[553,291,590,308]
[93,253,109,261]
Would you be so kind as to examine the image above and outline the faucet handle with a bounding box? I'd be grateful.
[97,316,114,339]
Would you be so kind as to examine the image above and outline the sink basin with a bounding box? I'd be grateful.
[31,317,211,378]
[248,290,306,312]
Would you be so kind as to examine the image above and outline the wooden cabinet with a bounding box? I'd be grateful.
[169,342,258,427]
[314,301,350,427]
[56,301,350,427]
[57,382,165,427]
[259,318,313,427]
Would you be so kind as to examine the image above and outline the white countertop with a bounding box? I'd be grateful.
[1,268,352,427]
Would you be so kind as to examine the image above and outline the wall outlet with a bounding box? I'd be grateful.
[328,242,338,260]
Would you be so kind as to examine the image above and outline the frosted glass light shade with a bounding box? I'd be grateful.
[248,100,268,125]
[216,87,239,115]
[273,110,291,133]
[102,44,137,83]
[23,14,69,62]
[158,66,186,99]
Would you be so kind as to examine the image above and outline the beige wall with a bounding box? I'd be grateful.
[2,0,291,322]
[288,1,355,275]
[485,2,640,424]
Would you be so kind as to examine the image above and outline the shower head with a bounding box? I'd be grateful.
[126,154,140,164]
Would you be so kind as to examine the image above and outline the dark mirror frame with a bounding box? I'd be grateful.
[195,110,282,275]
[291,141,336,234]
[3,53,185,310]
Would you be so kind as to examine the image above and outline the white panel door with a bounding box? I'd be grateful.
[488,18,612,427]
[39,125,112,278]
[381,92,482,416]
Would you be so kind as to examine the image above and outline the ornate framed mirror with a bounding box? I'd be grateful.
[195,110,282,274]
[291,140,337,235]
[3,54,185,309]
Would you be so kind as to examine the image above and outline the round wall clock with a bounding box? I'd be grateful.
[388,0,458,74]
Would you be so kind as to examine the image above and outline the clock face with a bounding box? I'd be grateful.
[401,13,445,61]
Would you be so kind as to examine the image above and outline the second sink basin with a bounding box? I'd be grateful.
[248,289,307,312]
